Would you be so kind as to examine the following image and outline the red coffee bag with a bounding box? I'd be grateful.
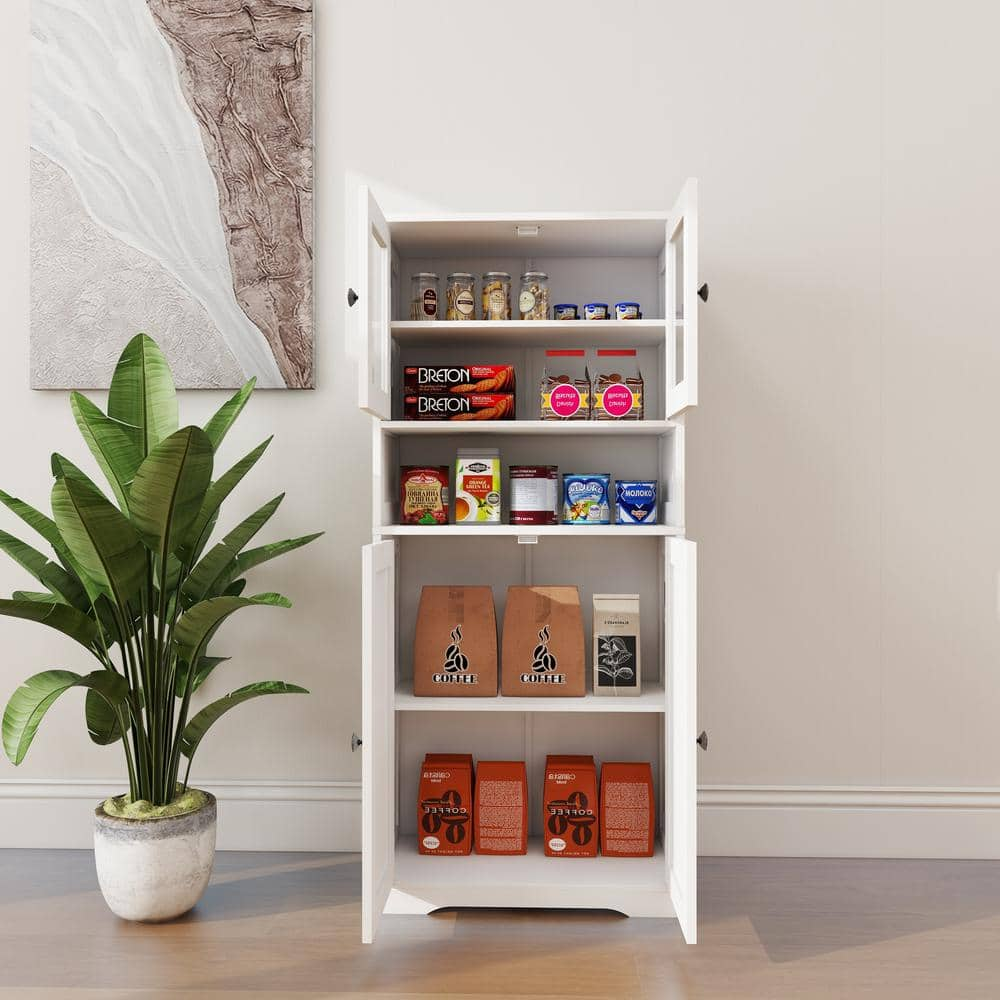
[418,755,473,856]
[543,754,598,857]
[474,760,528,855]
[599,762,655,857]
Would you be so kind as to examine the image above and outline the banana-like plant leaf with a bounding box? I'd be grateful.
[174,655,231,697]
[50,453,101,490]
[85,687,122,745]
[0,489,66,557]
[2,669,127,764]
[177,437,272,565]
[130,427,213,563]
[50,477,144,610]
[107,333,178,457]
[180,680,307,760]
[38,562,91,612]
[0,530,51,581]
[182,495,284,606]
[174,593,291,666]
[12,591,59,603]
[203,379,256,451]
[0,598,98,649]
[227,532,323,585]
[223,579,247,597]
[69,393,142,512]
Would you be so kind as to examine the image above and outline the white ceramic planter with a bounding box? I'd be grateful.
[93,792,217,922]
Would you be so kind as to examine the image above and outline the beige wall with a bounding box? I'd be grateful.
[2,0,999,852]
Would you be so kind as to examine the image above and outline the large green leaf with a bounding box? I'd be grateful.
[203,379,256,451]
[11,591,59,603]
[174,655,230,697]
[50,453,100,489]
[174,593,291,666]
[2,669,127,765]
[69,393,142,512]
[107,333,178,458]
[50,477,144,610]
[129,427,213,562]
[177,437,272,565]
[0,530,50,581]
[182,495,284,605]
[85,687,122,745]
[0,489,66,560]
[38,562,90,612]
[0,599,98,649]
[179,681,307,760]
[223,532,323,585]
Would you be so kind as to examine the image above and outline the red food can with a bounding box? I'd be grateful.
[400,466,449,525]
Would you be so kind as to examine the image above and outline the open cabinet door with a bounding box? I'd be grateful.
[666,537,697,942]
[355,186,393,419]
[361,540,396,943]
[665,179,699,417]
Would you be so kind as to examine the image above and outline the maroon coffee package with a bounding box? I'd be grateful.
[418,755,473,856]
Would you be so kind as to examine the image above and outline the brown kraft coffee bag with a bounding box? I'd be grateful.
[413,587,498,696]
[500,586,585,696]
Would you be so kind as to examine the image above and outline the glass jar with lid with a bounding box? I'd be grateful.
[519,271,550,320]
[481,272,511,320]
[409,273,439,321]
[445,272,476,320]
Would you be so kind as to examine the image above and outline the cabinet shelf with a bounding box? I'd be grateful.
[391,318,677,348]
[395,680,665,713]
[378,523,682,538]
[387,836,673,918]
[382,419,677,437]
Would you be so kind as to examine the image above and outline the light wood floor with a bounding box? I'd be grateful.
[1,851,999,999]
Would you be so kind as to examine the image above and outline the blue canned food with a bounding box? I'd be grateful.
[562,473,611,524]
[583,302,609,320]
[616,480,658,524]
[614,301,641,320]
[553,303,579,320]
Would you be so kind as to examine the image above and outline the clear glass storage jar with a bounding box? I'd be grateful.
[481,272,511,320]
[519,271,550,320]
[445,272,476,320]
[409,273,439,320]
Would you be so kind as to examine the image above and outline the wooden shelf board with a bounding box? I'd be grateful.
[394,680,665,713]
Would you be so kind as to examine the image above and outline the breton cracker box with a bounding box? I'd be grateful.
[413,587,498,696]
[543,755,599,857]
[418,755,473,855]
[599,762,655,858]
[474,760,528,855]
[593,594,641,697]
[500,586,586,697]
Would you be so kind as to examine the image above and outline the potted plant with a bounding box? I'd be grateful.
[0,334,321,921]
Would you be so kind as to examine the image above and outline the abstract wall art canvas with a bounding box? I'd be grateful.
[30,0,314,389]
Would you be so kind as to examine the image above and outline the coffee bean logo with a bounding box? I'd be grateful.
[421,788,468,844]
[443,625,469,673]
[547,789,595,845]
[532,625,558,673]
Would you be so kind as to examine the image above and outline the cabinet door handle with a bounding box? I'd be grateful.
[347,287,359,307]
[696,730,709,751]
[351,732,362,752]
[697,283,709,302]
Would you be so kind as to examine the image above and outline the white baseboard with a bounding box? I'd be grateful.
[0,779,361,851]
[6,781,1000,857]
[699,785,1000,859]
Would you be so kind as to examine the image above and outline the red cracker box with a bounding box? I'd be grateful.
[599,762,655,858]
[543,754,598,857]
[418,755,473,856]
[403,392,515,421]
[403,364,516,394]
[474,760,528,855]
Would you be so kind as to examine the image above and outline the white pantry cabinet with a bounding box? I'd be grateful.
[352,182,701,944]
